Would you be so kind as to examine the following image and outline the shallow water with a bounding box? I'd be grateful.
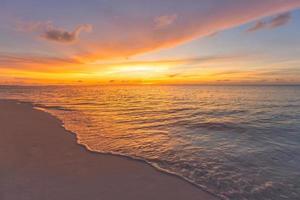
[1,85,300,199]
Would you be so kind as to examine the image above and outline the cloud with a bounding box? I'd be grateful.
[168,73,180,78]
[0,52,81,71]
[269,12,292,28]
[10,1,300,62]
[0,52,79,65]
[207,32,219,38]
[217,79,231,82]
[76,1,300,62]
[246,21,268,32]
[154,14,178,28]
[92,54,246,67]
[17,21,93,44]
[41,24,93,43]
[246,12,291,32]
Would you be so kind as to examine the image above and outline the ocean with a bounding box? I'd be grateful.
[1,85,300,199]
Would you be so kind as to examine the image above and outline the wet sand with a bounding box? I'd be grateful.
[0,100,218,200]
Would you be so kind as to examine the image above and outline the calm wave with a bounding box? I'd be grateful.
[1,85,300,199]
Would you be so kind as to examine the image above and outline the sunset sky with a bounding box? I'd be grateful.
[1,0,300,85]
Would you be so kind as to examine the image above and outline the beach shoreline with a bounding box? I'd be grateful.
[0,99,218,200]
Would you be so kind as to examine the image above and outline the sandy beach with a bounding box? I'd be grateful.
[0,100,218,200]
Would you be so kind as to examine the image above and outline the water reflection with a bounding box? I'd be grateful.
[1,85,300,199]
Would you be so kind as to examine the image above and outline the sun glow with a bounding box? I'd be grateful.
[108,65,168,75]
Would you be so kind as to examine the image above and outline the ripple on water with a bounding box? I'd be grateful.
[1,85,300,200]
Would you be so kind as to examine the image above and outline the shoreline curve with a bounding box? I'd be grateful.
[0,99,220,200]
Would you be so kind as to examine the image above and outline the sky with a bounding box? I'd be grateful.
[0,0,300,85]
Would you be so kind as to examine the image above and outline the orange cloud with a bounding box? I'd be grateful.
[73,1,300,62]
[0,52,83,73]
[2,1,300,85]
[7,1,300,68]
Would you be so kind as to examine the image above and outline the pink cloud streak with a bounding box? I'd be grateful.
[75,0,300,61]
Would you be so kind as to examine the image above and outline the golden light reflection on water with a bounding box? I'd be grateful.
[1,85,300,199]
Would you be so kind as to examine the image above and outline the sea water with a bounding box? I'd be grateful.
[1,85,300,199]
